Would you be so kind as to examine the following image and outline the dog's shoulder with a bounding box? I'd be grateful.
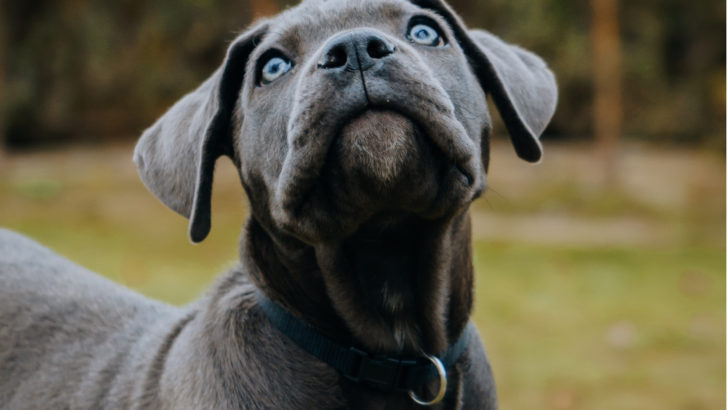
[0,228,103,306]
[0,227,65,266]
[0,228,153,308]
[0,228,184,407]
[0,227,178,338]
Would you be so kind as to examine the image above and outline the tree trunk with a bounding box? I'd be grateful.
[250,0,279,18]
[0,4,8,162]
[0,4,6,159]
[591,0,623,187]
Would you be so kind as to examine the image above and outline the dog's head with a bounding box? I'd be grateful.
[134,0,557,244]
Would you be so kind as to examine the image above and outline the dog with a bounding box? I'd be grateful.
[0,0,556,408]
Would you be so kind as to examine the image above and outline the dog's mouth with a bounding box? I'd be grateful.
[272,105,481,243]
[331,108,473,192]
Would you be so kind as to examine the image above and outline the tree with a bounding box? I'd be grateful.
[0,3,5,156]
[251,0,279,18]
[591,0,623,186]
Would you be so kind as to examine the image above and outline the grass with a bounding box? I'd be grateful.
[0,140,724,409]
[472,244,724,410]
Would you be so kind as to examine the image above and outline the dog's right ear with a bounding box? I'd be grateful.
[134,24,267,243]
[411,0,557,163]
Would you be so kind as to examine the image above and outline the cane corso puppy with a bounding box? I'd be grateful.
[0,0,557,408]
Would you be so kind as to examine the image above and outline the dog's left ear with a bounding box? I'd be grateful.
[134,24,267,243]
[412,0,557,162]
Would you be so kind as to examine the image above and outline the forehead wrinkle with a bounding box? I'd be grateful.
[263,0,416,58]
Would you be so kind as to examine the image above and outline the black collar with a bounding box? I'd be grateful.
[256,291,471,393]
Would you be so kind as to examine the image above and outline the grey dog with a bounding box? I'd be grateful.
[0,0,556,408]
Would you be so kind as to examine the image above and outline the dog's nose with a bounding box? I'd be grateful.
[318,30,395,71]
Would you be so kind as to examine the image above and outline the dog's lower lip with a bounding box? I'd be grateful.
[343,107,400,127]
[277,102,482,238]
[340,107,475,180]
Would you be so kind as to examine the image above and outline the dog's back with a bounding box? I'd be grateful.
[0,229,182,408]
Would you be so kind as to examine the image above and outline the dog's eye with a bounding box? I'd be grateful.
[407,21,445,47]
[259,55,293,85]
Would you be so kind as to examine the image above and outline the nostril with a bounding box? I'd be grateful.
[367,38,395,59]
[319,44,348,69]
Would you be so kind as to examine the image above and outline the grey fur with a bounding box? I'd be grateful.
[0,0,556,408]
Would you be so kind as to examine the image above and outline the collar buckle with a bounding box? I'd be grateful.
[346,347,417,392]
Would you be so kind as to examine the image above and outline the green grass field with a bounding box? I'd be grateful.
[1,140,724,409]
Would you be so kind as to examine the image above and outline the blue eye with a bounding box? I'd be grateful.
[408,23,445,47]
[260,55,292,85]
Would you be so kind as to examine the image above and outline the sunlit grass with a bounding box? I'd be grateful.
[472,243,725,409]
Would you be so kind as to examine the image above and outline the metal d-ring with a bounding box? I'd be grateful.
[408,354,447,406]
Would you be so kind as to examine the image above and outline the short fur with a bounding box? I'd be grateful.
[0,0,556,408]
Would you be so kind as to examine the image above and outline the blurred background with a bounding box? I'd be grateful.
[0,0,725,409]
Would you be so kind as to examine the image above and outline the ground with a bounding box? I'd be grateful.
[1,138,724,409]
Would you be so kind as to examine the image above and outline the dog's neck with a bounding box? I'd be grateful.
[241,211,474,355]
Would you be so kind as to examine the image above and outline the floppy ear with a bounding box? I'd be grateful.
[134,24,267,243]
[412,0,557,162]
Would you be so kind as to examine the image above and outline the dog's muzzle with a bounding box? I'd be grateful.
[271,29,484,242]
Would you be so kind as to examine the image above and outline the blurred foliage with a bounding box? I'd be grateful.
[0,0,725,147]
[447,0,726,144]
[2,0,258,147]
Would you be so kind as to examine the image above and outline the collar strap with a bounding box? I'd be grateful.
[256,291,471,393]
